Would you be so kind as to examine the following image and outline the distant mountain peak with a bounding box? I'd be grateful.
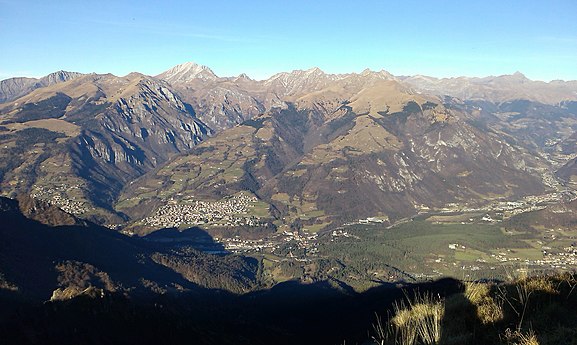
[236,73,252,80]
[510,71,530,82]
[35,70,82,86]
[306,67,324,74]
[0,70,82,103]
[156,62,218,83]
[263,67,334,94]
[359,68,395,80]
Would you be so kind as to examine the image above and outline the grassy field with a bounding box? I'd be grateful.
[318,220,553,282]
[242,213,575,292]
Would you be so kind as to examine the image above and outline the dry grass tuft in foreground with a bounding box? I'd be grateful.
[370,271,577,345]
[390,292,444,345]
[503,329,540,345]
[464,282,503,325]
[372,291,444,345]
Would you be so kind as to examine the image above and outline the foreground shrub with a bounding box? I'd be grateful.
[503,329,539,345]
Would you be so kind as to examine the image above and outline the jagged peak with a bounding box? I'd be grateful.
[157,61,218,83]
[359,68,395,80]
[510,71,530,82]
[513,71,527,78]
[43,70,81,78]
[494,71,529,81]
[125,71,145,79]
[360,68,373,75]
[305,66,324,74]
[266,67,328,82]
[175,61,213,72]
[0,71,73,84]
[236,73,252,81]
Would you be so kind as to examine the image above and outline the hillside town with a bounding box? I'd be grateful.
[141,192,265,229]
[489,246,577,270]
[30,183,92,215]
[219,230,319,258]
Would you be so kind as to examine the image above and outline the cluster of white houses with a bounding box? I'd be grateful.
[142,192,263,229]
[31,183,91,215]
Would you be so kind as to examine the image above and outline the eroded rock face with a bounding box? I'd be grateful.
[75,77,208,169]
[0,73,211,224]
[119,88,551,231]
[50,286,106,301]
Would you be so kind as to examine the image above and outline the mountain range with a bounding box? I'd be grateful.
[1,62,576,231]
[2,61,577,322]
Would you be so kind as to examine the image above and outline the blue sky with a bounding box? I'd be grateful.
[1,0,576,81]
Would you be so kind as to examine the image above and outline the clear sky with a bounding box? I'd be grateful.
[1,0,576,81]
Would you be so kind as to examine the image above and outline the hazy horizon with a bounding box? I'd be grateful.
[1,0,576,82]
[2,62,575,84]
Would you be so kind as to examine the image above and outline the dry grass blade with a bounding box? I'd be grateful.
[504,328,540,345]
[390,292,444,345]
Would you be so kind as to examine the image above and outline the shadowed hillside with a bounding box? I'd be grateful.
[0,196,262,299]
[0,275,463,345]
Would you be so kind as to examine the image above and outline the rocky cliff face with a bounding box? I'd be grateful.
[0,72,210,224]
[72,75,209,166]
[156,62,270,131]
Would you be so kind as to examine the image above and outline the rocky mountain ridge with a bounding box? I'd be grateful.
[0,72,210,223]
[156,61,219,83]
[3,63,577,345]
[402,72,577,104]
[0,70,82,103]
[153,62,577,132]
[1,63,577,227]
[119,90,553,233]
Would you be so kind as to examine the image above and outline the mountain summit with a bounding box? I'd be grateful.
[156,61,218,83]
[0,70,82,103]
